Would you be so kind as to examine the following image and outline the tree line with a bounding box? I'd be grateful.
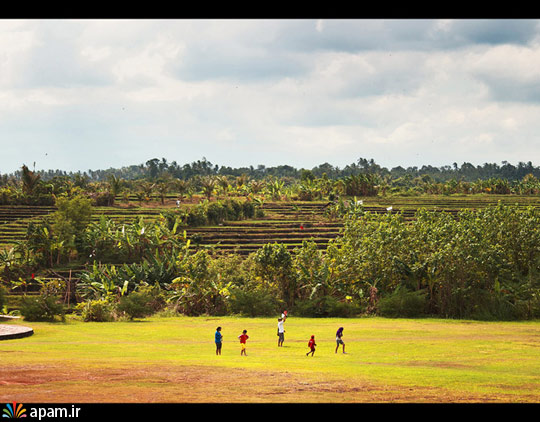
[2,157,540,184]
[2,159,540,207]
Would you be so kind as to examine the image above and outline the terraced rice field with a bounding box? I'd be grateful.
[2,194,540,299]
[0,205,56,249]
[2,194,540,254]
[186,201,343,255]
[367,194,540,210]
[182,194,540,255]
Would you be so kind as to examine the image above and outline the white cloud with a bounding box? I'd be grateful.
[1,19,540,174]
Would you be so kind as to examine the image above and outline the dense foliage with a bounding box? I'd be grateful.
[3,195,539,321]
[330,203,540,320]
[2,159,540,322]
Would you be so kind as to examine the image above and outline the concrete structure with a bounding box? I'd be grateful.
[0,316,33,340]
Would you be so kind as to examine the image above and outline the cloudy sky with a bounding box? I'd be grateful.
[1,18,540,174]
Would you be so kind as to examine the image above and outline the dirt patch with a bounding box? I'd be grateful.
[0,363,532,403]
[404,361,473,369]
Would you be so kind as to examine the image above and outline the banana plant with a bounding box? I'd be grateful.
[266,179,284,200]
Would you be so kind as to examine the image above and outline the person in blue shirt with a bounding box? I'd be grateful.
[215,326,223,355]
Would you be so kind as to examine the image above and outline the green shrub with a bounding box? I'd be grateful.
[20,295,66,322]
[206,202,227,225]
[161,210,183,231]
[227,288,283,317]
[528,296,540,319]
[242,201,255,219]
[378,287,427,318]
[294,295,361,317]
[4,294,23,312]
[117,291,155,320]
[228,200,244,220]
[183,199,253,227]
[76,299,115,322]
[186,206,208,227]
[137,284,167,313]
[91,191,115,206]
[467,290,530,321]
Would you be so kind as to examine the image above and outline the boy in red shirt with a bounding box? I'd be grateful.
[306,335,316,356]
[238,329,249,356]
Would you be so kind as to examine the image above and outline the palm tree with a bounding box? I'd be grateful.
[21,165,41,196]
[236,174,249,188]
[343,173,379,197]
[139,181,155,203]
[134,190,146,206]
[216,176,230,199]
[155,180,170,205]
[173,179,190,201]
[122,189,132,205]
[200,176,216,201]
[107,175,123,206]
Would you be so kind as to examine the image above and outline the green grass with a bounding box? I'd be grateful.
[1,316,538,402]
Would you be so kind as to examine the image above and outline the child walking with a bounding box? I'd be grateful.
[335,327,346,354]
[306,335,316,356]
[238,329,249,356]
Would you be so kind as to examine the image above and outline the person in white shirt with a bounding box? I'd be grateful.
[277,317,285,347]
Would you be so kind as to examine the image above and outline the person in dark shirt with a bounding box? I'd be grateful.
[215,326,223,355]
[335,327,346,354]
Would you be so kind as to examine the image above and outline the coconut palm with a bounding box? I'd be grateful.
[155,180,171,205]
[172,179,190,201]
[216,176,231,199]
[107,175,124,206]
[21,165,41,196]
[200,176,216,201]
[138,181,155,204]
[343,173,379,197]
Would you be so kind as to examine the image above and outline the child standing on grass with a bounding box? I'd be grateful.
[277,317,285,347]
[238,329,249,356]
[215,326,223,355]
[335,327,345,354]
[306,335,316,356]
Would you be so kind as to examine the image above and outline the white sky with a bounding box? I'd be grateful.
[1,18,540,174]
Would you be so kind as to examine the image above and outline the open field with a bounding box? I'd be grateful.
[0,316,538,403]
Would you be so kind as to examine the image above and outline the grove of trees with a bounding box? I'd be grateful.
[1,158,540,322]
[1,195,539,322]
[2,158,540,207]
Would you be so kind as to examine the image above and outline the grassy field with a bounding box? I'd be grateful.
[0,315,538,403]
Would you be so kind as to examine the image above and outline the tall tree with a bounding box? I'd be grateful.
[21,165,41,196]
